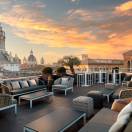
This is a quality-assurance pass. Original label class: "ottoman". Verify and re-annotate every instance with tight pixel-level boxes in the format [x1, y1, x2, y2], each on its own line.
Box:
[73, 96, 94, 118]
[87, 91, 104, 109]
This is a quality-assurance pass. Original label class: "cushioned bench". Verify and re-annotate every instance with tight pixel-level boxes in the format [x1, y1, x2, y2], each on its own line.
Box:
[2, 78, 46, 98]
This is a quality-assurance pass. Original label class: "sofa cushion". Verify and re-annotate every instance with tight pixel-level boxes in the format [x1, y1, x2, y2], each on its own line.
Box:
[20, 80, 29, 88]
[11, 81, 21, 90]
[35, 78, 39, 85]
[61, 77, 69, 85]
[79, 108, 118, 132]
[117, 102, 132, 119]
[11, 85, 46, 95]
[52, 84, 68, 89]
[124, 119, 132, 132]
[111, 98, 132, 112]
[109, 114, 130, 132]
[28, 79, 37, 86]
[73, 96, 93, 105]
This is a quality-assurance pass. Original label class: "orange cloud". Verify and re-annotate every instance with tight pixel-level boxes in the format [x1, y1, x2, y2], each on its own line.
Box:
[0, 5, 95, 48]
[0, 4, 131, 60]
[67, 9, 92, 21]
[115, 1, 132, 16]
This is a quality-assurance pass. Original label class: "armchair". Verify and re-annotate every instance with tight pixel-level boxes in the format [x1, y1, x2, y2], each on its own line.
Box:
[52, 77, 74, 96]
[0, 94, 17, 114]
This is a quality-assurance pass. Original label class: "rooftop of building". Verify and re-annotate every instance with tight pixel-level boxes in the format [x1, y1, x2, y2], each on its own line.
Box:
[82, 58, 124, 65]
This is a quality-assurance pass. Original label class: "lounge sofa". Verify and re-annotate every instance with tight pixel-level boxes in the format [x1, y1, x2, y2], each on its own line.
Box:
[1, 78, 46, 98]
[79, 101, 132, 132]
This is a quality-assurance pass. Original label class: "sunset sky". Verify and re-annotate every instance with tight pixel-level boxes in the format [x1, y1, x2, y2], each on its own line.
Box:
[0, 0, 131, 64]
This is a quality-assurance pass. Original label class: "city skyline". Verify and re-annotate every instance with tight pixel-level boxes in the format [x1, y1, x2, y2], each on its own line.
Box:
[0, 0, 131, 64]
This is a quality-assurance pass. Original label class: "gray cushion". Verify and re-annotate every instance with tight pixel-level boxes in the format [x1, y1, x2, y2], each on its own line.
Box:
[79, 108, 118, 132]
[61, 77, 69, 85]
[20, 80, 29, 88]
[73, 96, 93, 105]
[52, 84, 68, 89]
[11, 81, 21, 90]
[28, 79, 37, 86]
[11, 85, 46, 95]
[109, 114, 130, 132]
[124, 119, 132, 132]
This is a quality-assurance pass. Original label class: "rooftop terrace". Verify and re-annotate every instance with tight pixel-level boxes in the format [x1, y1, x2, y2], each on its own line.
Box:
[0, 84, 117, 132]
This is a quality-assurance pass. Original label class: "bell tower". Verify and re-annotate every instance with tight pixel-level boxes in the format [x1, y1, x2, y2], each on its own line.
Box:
[0, 23, 5, 50]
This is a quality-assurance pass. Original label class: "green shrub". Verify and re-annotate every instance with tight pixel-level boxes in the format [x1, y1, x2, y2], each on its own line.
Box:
[42, 67, 53, 74]
[56, 67, 66, 75]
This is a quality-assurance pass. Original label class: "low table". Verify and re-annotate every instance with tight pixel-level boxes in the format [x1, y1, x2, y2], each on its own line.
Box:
[19, 91, 53, 109]
[100, 89, 114, 103]
[24, 108, 86, 132]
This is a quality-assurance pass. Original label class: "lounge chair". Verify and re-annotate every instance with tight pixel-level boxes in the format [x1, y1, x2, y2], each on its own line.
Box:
[0, 94, 17, 114]
[52, 77, 74, 96]
[119, 89, 132, 99]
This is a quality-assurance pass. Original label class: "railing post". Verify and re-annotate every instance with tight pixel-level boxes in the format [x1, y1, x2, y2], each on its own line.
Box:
[99, 70, 102, 83]
[113, 70, 116, 84]
[85, 72, 87, 86]
[119, 72, 121, 84]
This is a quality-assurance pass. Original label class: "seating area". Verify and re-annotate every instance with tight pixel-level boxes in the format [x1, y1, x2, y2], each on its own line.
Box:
[0, 76, 132, 132]
[1, 78, 46, 98]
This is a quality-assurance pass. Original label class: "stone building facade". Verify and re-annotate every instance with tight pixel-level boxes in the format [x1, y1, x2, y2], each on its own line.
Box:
[80, 54, 124, 72]
[123, 50, 132, 72]
[0, 24, 21, 72]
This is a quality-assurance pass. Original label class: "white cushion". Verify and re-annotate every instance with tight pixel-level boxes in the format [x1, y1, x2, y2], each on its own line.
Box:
[20, 80, 29, 88]
[61, 78, 68, 85]
[28, 79, 37, 86]
[109, 114, 130, 132]
[117, 102, 132, 120]
[11, 81, 21, 89]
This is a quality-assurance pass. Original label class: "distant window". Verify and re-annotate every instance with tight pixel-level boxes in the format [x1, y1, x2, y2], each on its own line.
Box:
[127, 61, 130, 71]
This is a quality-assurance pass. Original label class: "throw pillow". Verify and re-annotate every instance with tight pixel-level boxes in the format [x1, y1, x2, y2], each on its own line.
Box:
[124, 119, 132, 132]
[109, 114, 130, 132]
[28, 79, 37, 86]
[117, 102, 132, 120]
[111, 98, 132, 112]
[20, 80, 29, 88]
[11, 81, 21, 90]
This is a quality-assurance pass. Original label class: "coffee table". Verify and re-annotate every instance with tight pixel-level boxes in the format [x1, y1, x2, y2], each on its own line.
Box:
[100, 89, 114, 103]
[19, 91, 53, 109]
[24, 108, 86, 132]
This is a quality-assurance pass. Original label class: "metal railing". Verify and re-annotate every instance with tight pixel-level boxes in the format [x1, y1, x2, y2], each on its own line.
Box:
[77, 70, 126, 87]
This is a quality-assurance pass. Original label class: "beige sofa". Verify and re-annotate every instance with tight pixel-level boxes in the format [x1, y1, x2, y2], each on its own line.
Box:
[79, 102, 132, 132]
[79, 108, 118, 132]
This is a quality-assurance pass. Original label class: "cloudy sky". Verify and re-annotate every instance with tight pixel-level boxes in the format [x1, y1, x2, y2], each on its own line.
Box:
[0, 0, 131, 64]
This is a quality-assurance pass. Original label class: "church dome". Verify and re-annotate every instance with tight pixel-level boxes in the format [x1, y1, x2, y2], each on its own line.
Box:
[28, 50, 37, 65]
